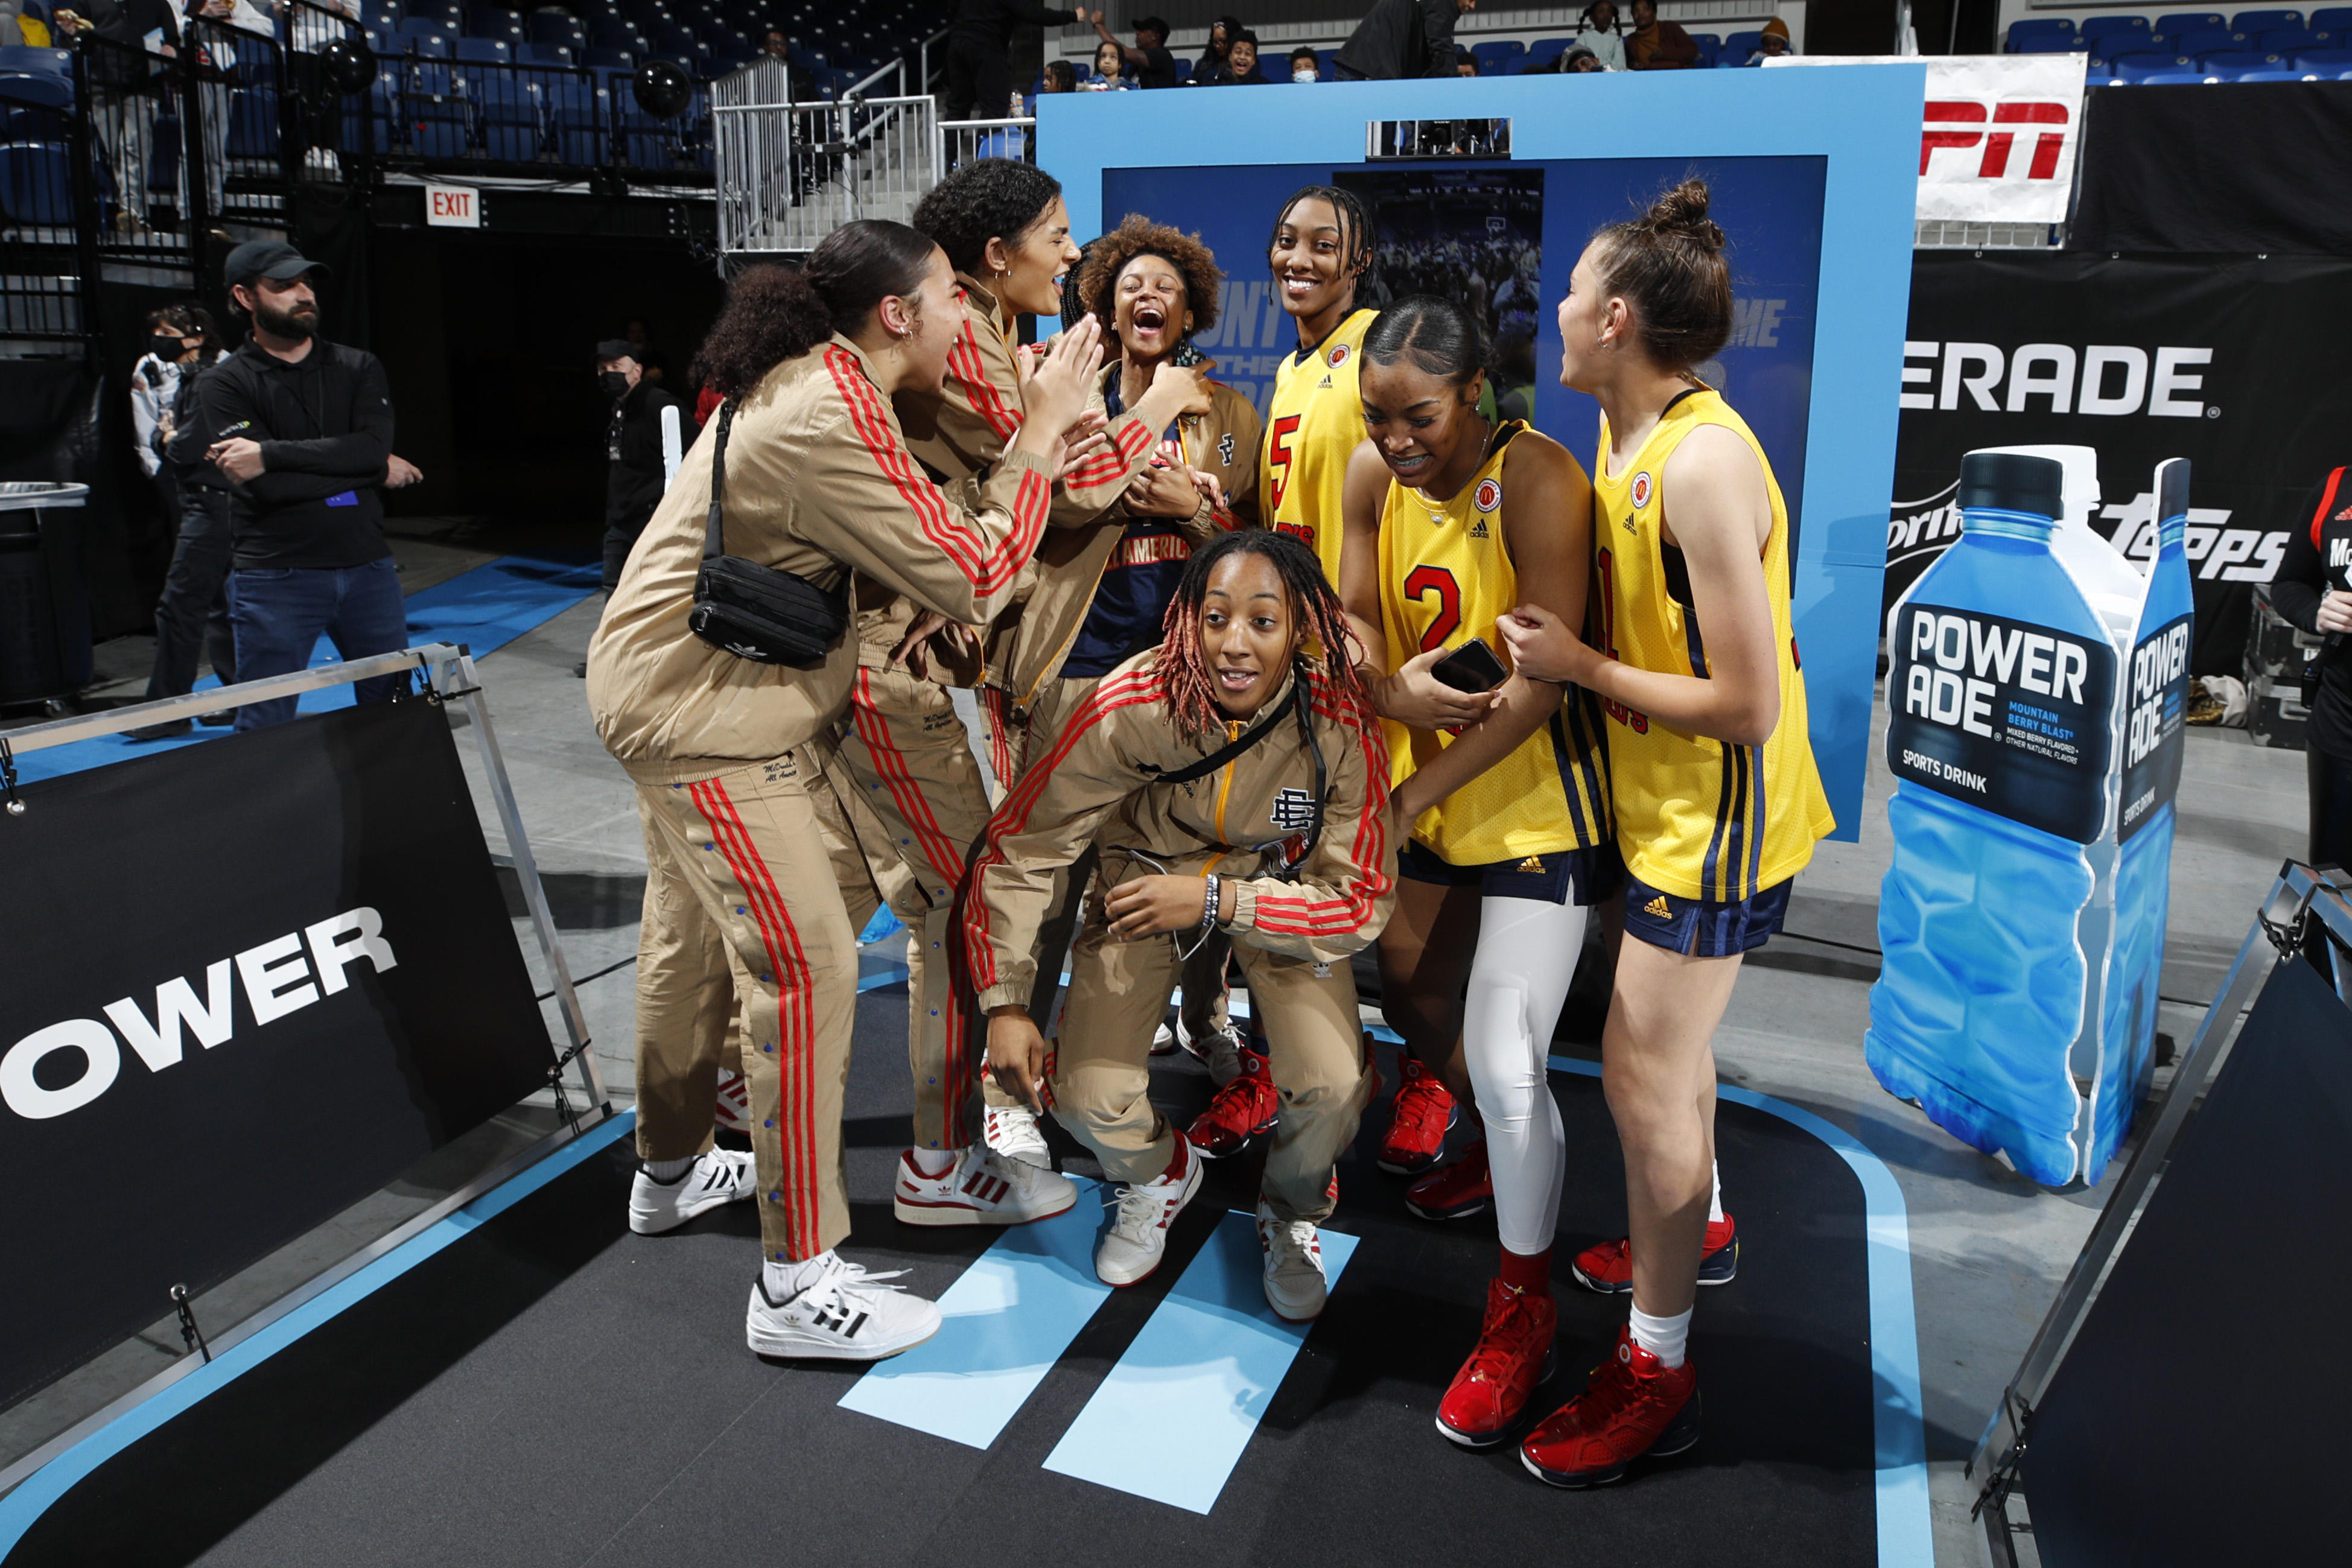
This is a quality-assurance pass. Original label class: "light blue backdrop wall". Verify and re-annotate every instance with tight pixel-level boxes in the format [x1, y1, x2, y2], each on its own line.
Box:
[1037, 68, 1924, 841]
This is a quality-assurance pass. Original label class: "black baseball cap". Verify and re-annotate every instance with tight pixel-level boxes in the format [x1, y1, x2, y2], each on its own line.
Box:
[595, 338, 637, 361]
[224, 238, 326, 287]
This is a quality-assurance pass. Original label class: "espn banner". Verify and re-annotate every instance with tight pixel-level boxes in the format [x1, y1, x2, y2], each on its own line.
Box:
[1889, 252, 2352, 674]
[0, 699, 557, 1409]
[1769, 53, 2083, 225]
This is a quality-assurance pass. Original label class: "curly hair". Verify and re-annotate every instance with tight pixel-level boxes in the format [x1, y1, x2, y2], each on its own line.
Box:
[1154, 529, 1370, 737]
[1076, 214, 1223, 350]
[688, 262, 836, 399]
[911, 158, 1063, 278]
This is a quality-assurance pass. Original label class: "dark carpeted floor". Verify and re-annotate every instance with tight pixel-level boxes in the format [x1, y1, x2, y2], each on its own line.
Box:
[7, 986, 1878, 1568]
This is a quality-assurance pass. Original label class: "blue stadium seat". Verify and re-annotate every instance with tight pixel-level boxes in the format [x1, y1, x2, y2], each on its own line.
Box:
[518, 41, 571, 64]
[1686, 32, 1718, 65]
[2230, 8, 2303, 29]
[528, 8, 586, 49]
[2153, 11, 2227, 42]
[0, 139, 72, 223]
[398, 17, 454, 42]
[0, 71, 72, 110]
[2296, 44, 2352, 63]
[342, 76, 401, 151]
[2082, 14, 2152, 44]
[1723, 28, 1762, 60]
[407, 97, 470, 156]
[361, 0, 402, 27]
[2117, 53, 2198, 79]
[2173, 26, 2243, 51]
[1, 45, 75, 75]
[2015, 33, 2091, 52]
[2236, 65, 2313, 74]
[2256, 24, 2318, 46]
[584, 45, 635, 68]
[477, 76, 542, 157]
[1470, 40, 1524, 74]
[549, 81, 606, 162]
[224, 86, 281, 157]
[2143, 69, 2216, 80]
[1524, 36, 1570, 66]
[2315, 4, 2352, 28]
[2200, 46, 2286, 67]
[454, 36, 510, 62]
[410, 32, 453, 59]
[2006, 17, 2074, 48]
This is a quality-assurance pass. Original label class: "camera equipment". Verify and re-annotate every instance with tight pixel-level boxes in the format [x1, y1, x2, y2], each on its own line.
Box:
[686, 402, 849, 667]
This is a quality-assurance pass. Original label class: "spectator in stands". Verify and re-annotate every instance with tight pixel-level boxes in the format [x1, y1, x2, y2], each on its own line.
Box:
[200, 240, 423, 731]
[1195, 14, 1242, 78]
[1087, 36, 1132, 87]
[944, 0, 1081, 122]
[1744, 15, 1791, 62]
[1083, 9, 1178, 88]
[1289, 43, 1320, 81]
[1454, 46, 1477, 74]
[1624, 0, 1697, 67]
[1041, 57, 1077, 91]
[596, 336, 684, 601]
[758, 25, 818, 99]
[1574, 0, 1625, 68]
[129, 308, 241, 740]
[1196, 26, 1270, 83]
[1563, 43, 1604, 69]
[11, 1, 53, 46]
[1335, 0, 1475, 80]
[65, 0, 179, 53]
[276, 0, 358, 171]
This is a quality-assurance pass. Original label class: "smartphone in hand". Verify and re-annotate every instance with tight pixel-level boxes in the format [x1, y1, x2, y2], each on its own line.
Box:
[1431, 637, 1509, 693]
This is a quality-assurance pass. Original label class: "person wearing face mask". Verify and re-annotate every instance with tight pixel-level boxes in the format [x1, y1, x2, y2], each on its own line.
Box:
[588, 219, 1101, 1363]
[1289, 44, 1321, 81]
[198, 239, 423, 732]
[594, 338, 684, 602]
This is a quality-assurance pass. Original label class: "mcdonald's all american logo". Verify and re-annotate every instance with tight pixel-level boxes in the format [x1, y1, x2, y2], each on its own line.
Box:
[1327, 343, 1352, 368]
[1474, 477, 1502, 513]
[1630, 471, 1653, 509]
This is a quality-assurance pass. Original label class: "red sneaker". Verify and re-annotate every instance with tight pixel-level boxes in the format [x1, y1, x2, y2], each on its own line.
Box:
[1378, 1054, 1457, 1175]
[1520, 1327, 1701, 1487]
[1184, 1049, 1277, 1158]
[1405, 1140, 1491, 1221]
[1435, 1279, 1557, 1447]
[1571, 1216, 1738, 1294]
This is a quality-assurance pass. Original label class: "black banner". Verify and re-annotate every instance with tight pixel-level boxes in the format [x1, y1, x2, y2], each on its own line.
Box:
[0, 699, 556, 1408]
[2072, 81, 2352, 256]
[1890, 252, 2352, 675]
[1886, 600, 2118, 843]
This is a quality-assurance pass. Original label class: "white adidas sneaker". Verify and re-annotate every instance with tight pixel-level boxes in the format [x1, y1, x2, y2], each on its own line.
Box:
[892, 1146, 1077, 1227]
[745, 1252, 942, 1361]
[1256, 1200, 1329, 1322]
[1096, 1151, 1204, 1286]
[713, 1070, 751, 1133]
[1151, 1020, 1179, 1056]
[628, 1149, 755, 1236]
[983, 1103, 1054, 1170]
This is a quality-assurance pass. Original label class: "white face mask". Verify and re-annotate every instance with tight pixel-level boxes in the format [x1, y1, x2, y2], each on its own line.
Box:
[1292, 66, 1318, 82]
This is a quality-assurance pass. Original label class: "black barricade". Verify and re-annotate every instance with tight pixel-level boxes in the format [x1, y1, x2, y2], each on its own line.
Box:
[1890, 250, 2352, 676]
[0, 699, 558, 1409]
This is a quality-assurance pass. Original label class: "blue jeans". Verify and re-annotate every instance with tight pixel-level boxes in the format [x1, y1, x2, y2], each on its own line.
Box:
[228, 558, 410, 731]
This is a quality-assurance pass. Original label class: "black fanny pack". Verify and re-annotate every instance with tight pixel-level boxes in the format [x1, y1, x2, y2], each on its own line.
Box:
[687, 401, 848, 667]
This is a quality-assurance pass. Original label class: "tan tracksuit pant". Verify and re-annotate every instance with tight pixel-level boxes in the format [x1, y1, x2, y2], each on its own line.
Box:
[632, 741, 921, 1262]
[834, 660, 1017, 1151]
[1057, 909, 1371, 1224]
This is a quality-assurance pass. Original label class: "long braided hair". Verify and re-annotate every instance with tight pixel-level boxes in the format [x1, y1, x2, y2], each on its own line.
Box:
[1154, 530, 1370, 737]
[1265, 183, 1376, 305]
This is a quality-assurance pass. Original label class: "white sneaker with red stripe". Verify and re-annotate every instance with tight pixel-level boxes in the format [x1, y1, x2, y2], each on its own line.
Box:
[745, 1252, 941, 1361]
[892, 1146, 1076, 1227]
[628, 1149, 755, 1236]
[713, 1070, 751, 1134]
[1096, 1147, 1204, 1286]
[1256, 1199, 1330, 1321]
[984, 1103, 1054, 1170]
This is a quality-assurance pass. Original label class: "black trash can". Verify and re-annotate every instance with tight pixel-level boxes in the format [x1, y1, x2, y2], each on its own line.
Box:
[0, 481, 94, 708]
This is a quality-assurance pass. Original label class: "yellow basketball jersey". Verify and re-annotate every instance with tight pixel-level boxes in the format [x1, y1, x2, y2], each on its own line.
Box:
[1591, 387, 1833, 902]
[1262, 308, 1378, 586]
[1379, 422, 1612, 866]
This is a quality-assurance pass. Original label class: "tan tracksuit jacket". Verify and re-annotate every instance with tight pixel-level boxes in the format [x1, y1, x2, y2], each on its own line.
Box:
[964, 652, 1398, 1013]
[586, 334, 1052, 781]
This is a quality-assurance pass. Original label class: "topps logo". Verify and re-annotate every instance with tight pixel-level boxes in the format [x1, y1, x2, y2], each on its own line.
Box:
[1889, 486, 2287, 583]
[1899, 341, 2213, 419]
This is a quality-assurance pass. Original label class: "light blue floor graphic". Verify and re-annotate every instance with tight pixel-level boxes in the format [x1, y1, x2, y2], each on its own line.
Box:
[1041, 1209, 1358, 1515]
[19, 551, 600, 784]
[838, 1179, 1115, 1449]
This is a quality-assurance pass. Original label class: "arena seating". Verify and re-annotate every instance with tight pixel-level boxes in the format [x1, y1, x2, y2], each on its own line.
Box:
[2018, 9, 2352, 80]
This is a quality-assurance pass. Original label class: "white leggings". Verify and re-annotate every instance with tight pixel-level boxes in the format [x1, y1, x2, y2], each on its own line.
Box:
[1461, 894, 1586, 1255]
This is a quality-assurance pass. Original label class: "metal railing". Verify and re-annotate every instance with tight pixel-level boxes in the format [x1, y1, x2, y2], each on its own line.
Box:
[0, 69, 94, 345]
[938, 116, 1034, 174]
[715, 95, 935, 256]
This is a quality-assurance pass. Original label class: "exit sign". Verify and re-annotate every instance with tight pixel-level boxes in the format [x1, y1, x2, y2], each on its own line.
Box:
[425, 183, 480, 227]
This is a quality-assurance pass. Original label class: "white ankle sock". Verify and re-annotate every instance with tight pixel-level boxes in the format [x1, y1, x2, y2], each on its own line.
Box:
[763, 1251, 831, 1300]
[1709, 1163, 1724, 1225]
[908, 1146, 957, 1178]
[643, 1154, 695, 1182]
[1629, 1304, 1692, 1370]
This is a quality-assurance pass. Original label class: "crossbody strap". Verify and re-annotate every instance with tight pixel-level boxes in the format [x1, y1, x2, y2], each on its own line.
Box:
[704, 399, 736, 561]
[1155, 666, 1302, 785]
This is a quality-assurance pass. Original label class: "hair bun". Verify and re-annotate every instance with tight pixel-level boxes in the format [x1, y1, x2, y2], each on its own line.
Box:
[1645, 179, 1725, 252]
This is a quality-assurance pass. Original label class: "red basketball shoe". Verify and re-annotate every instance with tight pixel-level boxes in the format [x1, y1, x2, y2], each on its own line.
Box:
[1184, 1048, 1277, 1157]
[1377, 1054, 1457, 1175]
[1571, 1216, 1738, 1294]
[1435, 1279, 1557, 1447]
[1405, 1140, 1492, 1221]
[1519, 1327, 1701, 1487]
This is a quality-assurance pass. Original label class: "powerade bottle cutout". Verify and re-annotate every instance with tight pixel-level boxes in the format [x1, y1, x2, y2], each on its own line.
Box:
[2094, 457, 2193, 1178]
[1867, 451, 2123, 1187]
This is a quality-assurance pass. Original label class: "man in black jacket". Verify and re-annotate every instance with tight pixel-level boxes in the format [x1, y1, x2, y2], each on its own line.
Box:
[1336, 0, 1476, 79]
[597, 336, 682, 597]
[943, 0, 1080, 121]
[201, 239, 422, 731]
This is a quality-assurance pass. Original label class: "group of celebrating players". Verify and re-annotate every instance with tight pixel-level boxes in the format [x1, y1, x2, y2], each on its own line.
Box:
[584, 155, 1832, 1491]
